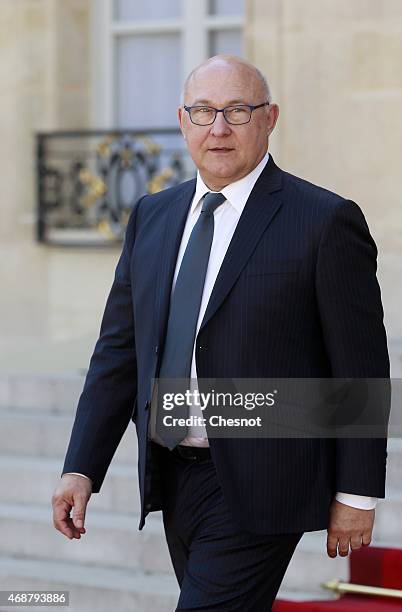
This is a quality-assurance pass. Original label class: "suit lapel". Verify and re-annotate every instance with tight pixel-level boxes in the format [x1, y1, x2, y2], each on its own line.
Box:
[199, 155, 283, 333]
[154, 179, 196, 351]
[154, 156, 283, 350]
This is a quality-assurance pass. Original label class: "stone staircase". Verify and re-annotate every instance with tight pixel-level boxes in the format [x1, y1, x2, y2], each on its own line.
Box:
[0, 374, 401, 611]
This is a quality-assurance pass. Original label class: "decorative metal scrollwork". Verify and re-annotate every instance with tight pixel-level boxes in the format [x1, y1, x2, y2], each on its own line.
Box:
[37, 129, 189, 246]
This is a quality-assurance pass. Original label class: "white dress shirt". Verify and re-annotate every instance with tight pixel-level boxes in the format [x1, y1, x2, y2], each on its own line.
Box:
[177, 151, 270, 447]
[65, 150, 377, 510]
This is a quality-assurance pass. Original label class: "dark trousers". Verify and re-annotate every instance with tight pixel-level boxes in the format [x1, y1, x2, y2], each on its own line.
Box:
[153, 442, 303, 611]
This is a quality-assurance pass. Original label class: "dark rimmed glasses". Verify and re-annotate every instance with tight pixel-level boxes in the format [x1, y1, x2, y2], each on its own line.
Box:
[183, 102, 270, 126]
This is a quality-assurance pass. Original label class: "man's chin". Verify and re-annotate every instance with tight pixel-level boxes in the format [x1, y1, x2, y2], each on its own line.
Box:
[204, 162, 241, 180]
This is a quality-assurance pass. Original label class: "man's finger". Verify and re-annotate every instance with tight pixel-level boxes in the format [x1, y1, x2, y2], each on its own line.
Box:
[54, 510, 85, 540]
[338, 537, 350, 557]
[72, 494, 87, 530]
[59, 517, 77, 539]
[350, 534, 363, 551]
[327, 533, 339, 558]
[53, 500, 75, 539]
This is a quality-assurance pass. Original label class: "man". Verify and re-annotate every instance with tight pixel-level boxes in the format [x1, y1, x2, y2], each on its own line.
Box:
[52, 55, 389, 610]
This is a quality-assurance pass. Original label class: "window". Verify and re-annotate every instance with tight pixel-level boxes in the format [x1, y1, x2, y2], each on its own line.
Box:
[114, 0, 182, 20]
[116, 33, 181, 128]
[92, 0, 244, 128]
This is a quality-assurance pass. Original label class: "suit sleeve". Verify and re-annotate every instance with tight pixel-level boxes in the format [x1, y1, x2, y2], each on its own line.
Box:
[315, 199, 390, 497]
[62, 198, 144, 493]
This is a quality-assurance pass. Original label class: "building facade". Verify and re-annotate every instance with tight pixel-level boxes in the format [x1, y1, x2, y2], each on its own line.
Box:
[1, 0, 401, 374]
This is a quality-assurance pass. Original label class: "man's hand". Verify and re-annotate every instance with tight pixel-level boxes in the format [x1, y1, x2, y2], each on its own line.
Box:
[327, 499, 374, 558]
[52, 474, 92, 540]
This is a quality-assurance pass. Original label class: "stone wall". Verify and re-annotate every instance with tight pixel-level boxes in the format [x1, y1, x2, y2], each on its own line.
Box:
[0, 0, 400, 374]
[246, 0, 402, 369]
[0, 0, 115, 375]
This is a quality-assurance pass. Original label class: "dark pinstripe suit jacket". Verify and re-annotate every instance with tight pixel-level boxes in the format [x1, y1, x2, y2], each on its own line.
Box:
[63, 155, 389, 534]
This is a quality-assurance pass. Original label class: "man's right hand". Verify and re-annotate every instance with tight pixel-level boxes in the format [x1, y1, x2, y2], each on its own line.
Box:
[52, 474, 92, 540]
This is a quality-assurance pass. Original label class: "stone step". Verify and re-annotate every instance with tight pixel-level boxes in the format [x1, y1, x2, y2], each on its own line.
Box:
[386, 438, 402, 488]
[281, 530, 348, 593]
[0, 555, 178, 612]
[0, 554, 335, 612]
[0, 410, 137, 464]
[1, 404, 401, 492]
[0, 502, 171, 575]
[1, 451, 402, 536]
[1, 374, 401, 488]
[2, 404, 401, 484]
[2, 442, 402, 511]
[0, 374, 85, 413]
[0, 409, 137, 463]
[373, 486, 402, 543]
[0, 455, 140, 515]
[0, 498, 401, 595]
[0, 505, 352, 600]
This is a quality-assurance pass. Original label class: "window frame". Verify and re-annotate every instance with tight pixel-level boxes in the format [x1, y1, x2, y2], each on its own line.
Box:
[91, 0, 243, 128]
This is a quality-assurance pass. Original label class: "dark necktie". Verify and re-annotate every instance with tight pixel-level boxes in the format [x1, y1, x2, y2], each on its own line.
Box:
[155, 191, 226, 449]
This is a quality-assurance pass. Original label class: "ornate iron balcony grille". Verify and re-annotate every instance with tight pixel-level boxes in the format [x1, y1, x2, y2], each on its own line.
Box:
[36, 129, 191, 246]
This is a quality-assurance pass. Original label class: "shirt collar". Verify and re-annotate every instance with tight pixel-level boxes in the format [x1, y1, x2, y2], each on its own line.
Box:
[191, 151, 270, 215]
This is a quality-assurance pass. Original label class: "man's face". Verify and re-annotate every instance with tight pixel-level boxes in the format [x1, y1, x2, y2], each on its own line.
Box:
[178, 61, 279, 191]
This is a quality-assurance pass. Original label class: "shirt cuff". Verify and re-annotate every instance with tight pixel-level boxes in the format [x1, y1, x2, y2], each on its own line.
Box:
[335, 492, 377, 510]
[63, 472, 93, 483]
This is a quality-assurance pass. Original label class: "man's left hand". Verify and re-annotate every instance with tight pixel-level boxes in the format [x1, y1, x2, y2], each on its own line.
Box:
[327, 499, 374, 558]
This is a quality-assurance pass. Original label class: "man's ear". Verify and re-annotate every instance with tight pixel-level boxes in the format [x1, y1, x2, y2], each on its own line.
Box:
[267, 104, 280, 137]
[178, 106, 186, 139]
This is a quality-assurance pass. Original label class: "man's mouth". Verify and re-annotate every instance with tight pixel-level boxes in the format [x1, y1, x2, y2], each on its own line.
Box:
[209, 147, 234, 153]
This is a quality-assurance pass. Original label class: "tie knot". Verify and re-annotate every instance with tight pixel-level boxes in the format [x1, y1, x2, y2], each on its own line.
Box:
[201, 192, 226, 217]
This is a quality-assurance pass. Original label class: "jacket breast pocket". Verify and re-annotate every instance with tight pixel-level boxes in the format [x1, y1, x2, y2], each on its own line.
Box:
[244, 258, 301, 276]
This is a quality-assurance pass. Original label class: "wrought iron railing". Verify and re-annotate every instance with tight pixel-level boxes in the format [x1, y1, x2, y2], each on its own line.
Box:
[36, 129, 192, 246]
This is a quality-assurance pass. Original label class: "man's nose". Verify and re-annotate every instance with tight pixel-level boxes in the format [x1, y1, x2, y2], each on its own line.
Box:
[210, 111, 232, 136]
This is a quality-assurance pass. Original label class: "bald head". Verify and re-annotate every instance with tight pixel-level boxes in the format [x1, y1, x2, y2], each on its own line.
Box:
[180, 55, 272, 106]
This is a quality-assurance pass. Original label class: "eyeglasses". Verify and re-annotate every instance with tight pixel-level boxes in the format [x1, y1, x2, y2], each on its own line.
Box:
[183, 102, 270, 126]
